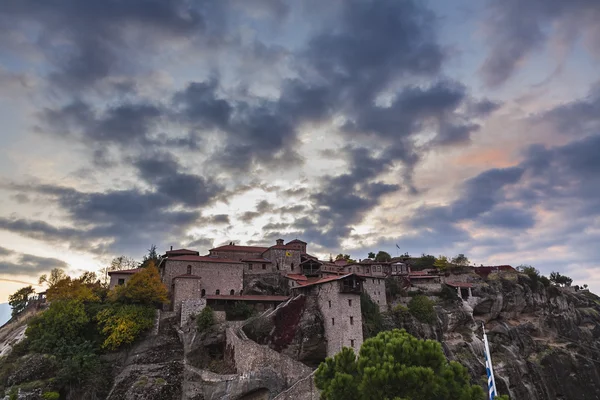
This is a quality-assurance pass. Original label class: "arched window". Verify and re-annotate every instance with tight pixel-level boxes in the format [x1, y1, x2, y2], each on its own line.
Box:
[230, 289, 235, 295]
[216, 289, 220, 295]
[187, 265, 192, 274]
[201, 289, 205, 297]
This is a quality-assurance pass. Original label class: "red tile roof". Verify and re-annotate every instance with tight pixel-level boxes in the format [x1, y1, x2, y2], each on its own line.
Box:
[446, 282, 473, 288]
[166, 248, 199, 255]
[205, 295, 290, 301]
[173, 274, 202, 280]
[209, 245, 269, 253]
[286, 274, 308, 281]
[287, 239, 307, 244]
[168, 255, 244, 264]
[108, 268, 143, 275]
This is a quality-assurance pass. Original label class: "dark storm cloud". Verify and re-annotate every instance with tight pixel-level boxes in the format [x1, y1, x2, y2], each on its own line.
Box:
[134, 153, 224, 207]
[478, 206, 536, 229]
[0, 247, 14, 256]
[0, 0, 207, 89]
[480, 0, 600, 87]
[0, 251, 69, 277]
[207, 214, 230, 224]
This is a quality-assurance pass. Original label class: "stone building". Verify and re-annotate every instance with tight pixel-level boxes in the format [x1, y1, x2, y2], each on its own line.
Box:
[108, 268, 143, 290]
[291, 274, 364, 356]
[361, 276, 387, 307]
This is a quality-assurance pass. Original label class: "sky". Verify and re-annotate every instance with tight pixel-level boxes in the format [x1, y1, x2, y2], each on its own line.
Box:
[1, 0, 600, 302]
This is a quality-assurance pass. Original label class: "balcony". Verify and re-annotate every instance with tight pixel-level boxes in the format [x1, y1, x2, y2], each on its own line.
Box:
[339, 280, 362, 294]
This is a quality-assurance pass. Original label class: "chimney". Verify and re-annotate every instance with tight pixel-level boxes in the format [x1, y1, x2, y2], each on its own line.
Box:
[276, 238, 284, 246]
[170, 246, 173, 251]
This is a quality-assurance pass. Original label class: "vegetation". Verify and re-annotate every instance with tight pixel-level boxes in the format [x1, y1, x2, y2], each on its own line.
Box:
[517, 265, 551, 288]
[315, 329, 486, 400]
[8, 286, 34, 317]
[225, 301, 255, 320]
[385, 277, 406, 298]
[412, 254, 436, 270]
[140, 244, 160, 268]
[4, 251, 166, 399]
[197, 306, 215, 331]
[335, 254, 356, 263]
[451, 253, 470, 266]
[374, 251, 391, 262]
[360, 293, 383, 339]
[367, 252, 375, 259]
[434, 255, 448, 271]
[408, 295, 436, 324]
[109, 262, 168, 305]
[549, 271, 573, 287]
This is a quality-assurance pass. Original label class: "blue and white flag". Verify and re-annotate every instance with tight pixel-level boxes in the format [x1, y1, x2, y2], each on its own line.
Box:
[483, 325, 498, 400]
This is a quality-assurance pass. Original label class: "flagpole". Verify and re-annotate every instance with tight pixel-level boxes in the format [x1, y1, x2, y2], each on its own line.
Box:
[482, 323, 498, 399]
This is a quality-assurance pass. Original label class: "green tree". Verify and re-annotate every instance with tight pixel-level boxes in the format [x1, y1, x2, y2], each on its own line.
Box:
[549, 271, 573, 287]
[110, 262, 168, 305]
[8, 286, 35, 317]
[197, 306, 215, 331]
[408, 295, 436, 324]
[452, 253, 470, 266]
[367, 252, 375, 259]
[412, 254, 436, 270]
[315, 329, 485, 400]
[374, 251, 391, 262]
[434, 255, 448, 271]
[96, 304, 155, 350]
[335, 254, 356, 263]
[39, 268, 67, 287]
[46, 271, 105, 303]
[141, 244, 159, 268]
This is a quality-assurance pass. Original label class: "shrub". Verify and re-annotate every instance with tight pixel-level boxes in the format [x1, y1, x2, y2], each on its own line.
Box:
[109, 263, 168, 305]
[42, 392, 60, 400]
[96, 304, 155, 350]
[408, 295, 436, 324]
[225, 302, 255, 320]
[440, 284, 461, 302]
[197, 306, 215, 331]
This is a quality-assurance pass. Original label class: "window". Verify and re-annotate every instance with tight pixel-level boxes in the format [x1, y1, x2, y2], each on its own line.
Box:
[249, 263, 253, 270]
[201, 289, 205, 297]
[262, 263, 266, 270]
[332, 318, 335, 326]
[351, 340, 355, 347]
[377, 266, 381, 272]
[118, 278, 125, 286]
[328, 300, 331, 308]
[230, 289, 235, 295]
[348, 299, 352, 306]
[291, 262, 294, 271]
[216, 289, 220, 295]
[366, 267, 370, 273]
[372, 279, 375, 284]
[350, 316, 354, 325]
[276, 262, 280, 270]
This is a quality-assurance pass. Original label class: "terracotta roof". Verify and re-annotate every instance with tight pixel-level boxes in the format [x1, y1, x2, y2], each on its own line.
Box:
[293, 273, 364, 288]
[301, 253, 319, 260]
[210, 245, 269, 253]
[287, 239, 307, 244]
[173, 274, 202, 280]
[242, 258, 272, 263]
[205, 295, 290, 301]
[108, 268, 143, 275]
[165, 248, 198, 255]
[286, 274, 308, 281]
[446, 282, 473, 288]
[168, 255, 244, 264]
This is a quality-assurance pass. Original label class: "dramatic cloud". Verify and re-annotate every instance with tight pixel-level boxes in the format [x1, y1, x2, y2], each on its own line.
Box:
[0, 249, 69, 277]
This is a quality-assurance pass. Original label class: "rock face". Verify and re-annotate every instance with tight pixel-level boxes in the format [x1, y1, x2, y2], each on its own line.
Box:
[243, 273, 289, 296]
[242, 295, 327, 367]
[391, 276, 600, 400]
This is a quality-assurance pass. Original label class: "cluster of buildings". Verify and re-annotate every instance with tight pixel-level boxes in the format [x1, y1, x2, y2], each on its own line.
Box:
[108, 239, 516, 356]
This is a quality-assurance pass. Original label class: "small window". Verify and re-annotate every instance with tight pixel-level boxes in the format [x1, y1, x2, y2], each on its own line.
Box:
[372, 279, 375, 284]
[276, 262, 280, 270]
[118, 278, 125, 286]
[249, 263, 253, 270]
[348, 299, 352, 306]
[350, 316, 354, 325]
[201, 289, 206, 297]
[351, 340, 355, 347]
[328, 300, 331, 308]
[291, 262, 294, 271]
[332, 318, 335, 326]
[262, 263, 266, 270]
[216, 289, 220, 295]
[230, 289, 235, 295]
[187, 265, 192, 274]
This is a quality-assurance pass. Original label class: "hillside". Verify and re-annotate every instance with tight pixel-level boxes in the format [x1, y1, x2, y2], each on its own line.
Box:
[0, 304, 10, 327]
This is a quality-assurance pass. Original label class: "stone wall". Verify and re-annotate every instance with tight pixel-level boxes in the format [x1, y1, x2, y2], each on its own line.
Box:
[209, 250, 264, 260]
[174, 277, 202, 313]
[272, 372, 319, 400]
[244, 261, 276, 274]
[363, 277, 387, 308]
[181, 299, 206, 326]
[225, 328, 312, 388]
[108, 273, 133, 290]
[304, 282, 363, 356]
[262, 248, 301, 274]
[410, 282, 443, 292]
[164, 260, 244, 301]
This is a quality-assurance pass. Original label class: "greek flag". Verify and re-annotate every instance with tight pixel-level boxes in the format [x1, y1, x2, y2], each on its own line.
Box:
[483, 324, 498, 400]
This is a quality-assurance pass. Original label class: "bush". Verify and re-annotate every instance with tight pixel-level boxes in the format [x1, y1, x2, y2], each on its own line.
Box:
[197, 306, 215, 331]
[385, 277, 406, 298]
[440, 284, 461, 302]
[225, 302, 255, 320]
[96, 304, 155, 350]
[109, 263, 168, 305]
[42, 391, 60, 400]
[408, 295, 436, 324]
